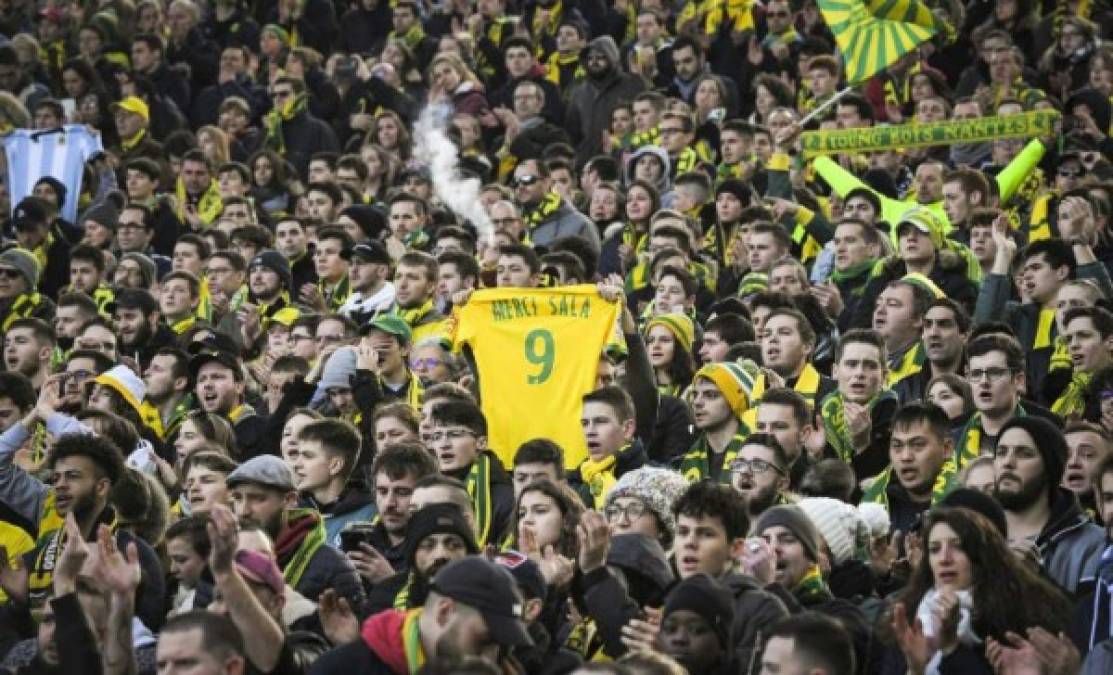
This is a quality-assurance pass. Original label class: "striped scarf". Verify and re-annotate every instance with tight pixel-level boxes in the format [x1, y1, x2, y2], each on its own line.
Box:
[29, 508, 118, 617]
[276, 508, 327, 590]
[679, 432, 748, 484]
[524, 191, 562, 228]
[466, 453, 496, 546]
[793, 564, 829, 603]
[820, 389, 898, 464]
[264, 93, 309, 159]
[861, 457, 959, 508]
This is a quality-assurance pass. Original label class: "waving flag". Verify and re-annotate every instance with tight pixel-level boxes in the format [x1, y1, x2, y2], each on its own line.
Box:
[819, 0, 952, 85]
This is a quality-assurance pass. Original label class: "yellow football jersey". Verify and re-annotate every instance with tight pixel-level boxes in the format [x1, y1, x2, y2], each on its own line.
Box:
[453, 286, 620, 469]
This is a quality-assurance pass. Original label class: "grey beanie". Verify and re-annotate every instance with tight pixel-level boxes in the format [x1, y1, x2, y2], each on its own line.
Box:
[754, 504, 821, 564]
[604, 467, 688, 548]
[0, 248, 40, 289]
[119, 252, 157, 288]
[82, 199, 119, 230]
[319, 345, 358, 391]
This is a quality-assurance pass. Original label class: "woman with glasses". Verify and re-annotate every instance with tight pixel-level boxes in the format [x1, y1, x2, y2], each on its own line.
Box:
[409, 337, 458, 386]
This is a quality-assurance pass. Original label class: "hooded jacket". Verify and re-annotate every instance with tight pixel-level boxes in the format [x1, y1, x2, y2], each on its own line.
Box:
[579, 534, 675, 659]
[624, 145, 673, 196]
[1037, 487, 1106, 595]
[526, 196, 602, 253]
[567, 36, 646, 166]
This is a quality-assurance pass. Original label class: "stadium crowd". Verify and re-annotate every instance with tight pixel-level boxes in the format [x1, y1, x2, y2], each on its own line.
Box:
[2, 0, 1113, 674]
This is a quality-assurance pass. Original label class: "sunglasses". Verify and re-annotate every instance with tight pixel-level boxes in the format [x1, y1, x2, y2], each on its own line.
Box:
[512, 175, 540, 187]
[0, 269, 21, 280]
[1058, 167, 1084, 178]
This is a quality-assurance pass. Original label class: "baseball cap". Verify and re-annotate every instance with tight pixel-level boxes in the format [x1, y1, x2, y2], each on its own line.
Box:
[112, 96, 150, 122]
[226, 455, 296, 491]
[430, 557, 533, 648]
[351, 241, 391, 265]
[235, 549, 284, 594]
[111, 95, 150, 121]
[11, 197, 48, 231]
[362, 313, 413, 343]
[189, 350, 243, 382]
[107, 287, 158, 315]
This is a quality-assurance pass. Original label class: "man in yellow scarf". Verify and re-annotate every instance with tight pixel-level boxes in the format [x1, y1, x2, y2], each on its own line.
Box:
[571, 386, 648, 508]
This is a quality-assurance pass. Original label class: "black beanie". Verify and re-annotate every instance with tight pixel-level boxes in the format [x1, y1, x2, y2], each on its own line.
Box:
[998, 416, 1067, 502]
[938, 488, 1008, 538]
[715, 179, 754, 207]
[403, 503, 479, 562]
[249, 250, 293, 292]
[663, 574, 734, 648]
[754, 504, 820, 563]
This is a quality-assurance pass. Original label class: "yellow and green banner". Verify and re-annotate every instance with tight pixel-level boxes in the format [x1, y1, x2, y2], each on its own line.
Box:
[819, 0, 953, 85]
[801, 111, 1059, 158]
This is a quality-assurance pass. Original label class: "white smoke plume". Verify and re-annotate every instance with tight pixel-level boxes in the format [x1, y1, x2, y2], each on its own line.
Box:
[412, 103, 494, 245]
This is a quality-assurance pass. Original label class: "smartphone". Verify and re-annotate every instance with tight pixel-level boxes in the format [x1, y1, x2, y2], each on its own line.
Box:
[339, 523, 376, 553]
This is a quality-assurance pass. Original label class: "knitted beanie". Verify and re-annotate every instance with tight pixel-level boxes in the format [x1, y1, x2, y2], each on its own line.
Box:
[82, 199, 119, 230]
[318, 346, 358, 391]
[604, 467, 689, 548]
[663, 574, 734, 648]
[0, 248, 40, 289]
[715, 179, 754, 206]
[93, 365, 146, 415]
[694, 361, 756, 417]
[998, 415, 1068, 504]
[857, 502, 891, 540]
[754, 504, 820, 563]
[796, 497, 866, 566]
[249, 250, 293, 292]
[119, 253, 157, 289]
[644, 313, 695, 354]
[737, 271, 768, 297]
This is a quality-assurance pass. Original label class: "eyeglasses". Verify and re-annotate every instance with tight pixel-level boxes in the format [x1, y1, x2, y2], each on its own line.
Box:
[967, 367, 1013, 382]
[410, 357, 444, 370]
[66, 369, 94, 383]
[605, 500, 647, 523]
[0, 269, 21, 279]
[316, 334, 344, 344]
[272, 89, 293, 100]
[659, 127, 685, 135]
[1058, 167, 1084, 178]
[730, 458, 785, 475]
[428, 428, 476, 444]
[511, 175, 540, 187]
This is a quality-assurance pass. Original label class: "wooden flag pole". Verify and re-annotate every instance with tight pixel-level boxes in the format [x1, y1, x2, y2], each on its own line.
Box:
[798, 85, 855, 126]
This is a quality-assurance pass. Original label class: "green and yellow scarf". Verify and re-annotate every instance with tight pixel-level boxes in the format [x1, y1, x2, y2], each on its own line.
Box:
[466, 453, 496, 546]
[957, 404, 1026, 467]
[524, 191, 562, 228]
[279, 508, 327, 590]
[861, 457, 959, 507]
[264, 93, 310, 158]
[2, 293, 45, 332]
[820, 389, 898, 464]
[1052, 371, 1091, 420]
[29, 508, 118, 617]
[679, 432, 749, 484]
[175, 177, 223, 228]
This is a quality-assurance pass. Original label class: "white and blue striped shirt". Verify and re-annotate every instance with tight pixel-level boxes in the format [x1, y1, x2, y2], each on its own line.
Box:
[3, 125, 103, 223]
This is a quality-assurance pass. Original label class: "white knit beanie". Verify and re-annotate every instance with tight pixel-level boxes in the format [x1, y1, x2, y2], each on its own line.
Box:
[857, 502, 891, 540]
[796, 497, 865, 566]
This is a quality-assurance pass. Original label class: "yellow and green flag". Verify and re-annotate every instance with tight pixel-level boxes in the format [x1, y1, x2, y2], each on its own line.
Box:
[819, 0, 952, 84]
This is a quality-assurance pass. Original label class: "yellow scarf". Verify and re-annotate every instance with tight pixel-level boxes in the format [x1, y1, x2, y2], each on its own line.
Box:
[121, 128, 147, 152]
[579, 454, 618, 509]
[175, 177, 223, 227]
